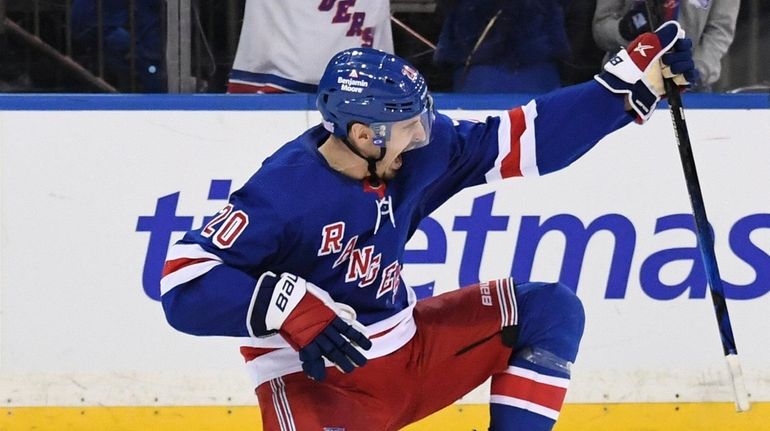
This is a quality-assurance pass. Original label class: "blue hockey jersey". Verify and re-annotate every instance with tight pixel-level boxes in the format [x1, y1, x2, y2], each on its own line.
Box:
[161, 81, 633, 386]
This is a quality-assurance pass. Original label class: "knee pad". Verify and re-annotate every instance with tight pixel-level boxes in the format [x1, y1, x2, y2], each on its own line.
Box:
[515, 282, 586, 364]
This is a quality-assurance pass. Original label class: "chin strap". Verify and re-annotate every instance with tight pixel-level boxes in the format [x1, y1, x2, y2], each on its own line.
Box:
[341, 137, 387, 186]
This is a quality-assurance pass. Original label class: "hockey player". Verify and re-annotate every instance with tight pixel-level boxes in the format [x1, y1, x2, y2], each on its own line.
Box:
[162, 21, 696, 431]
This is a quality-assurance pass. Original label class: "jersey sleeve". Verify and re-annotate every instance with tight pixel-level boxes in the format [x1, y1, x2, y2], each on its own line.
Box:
[485, 80, 634, 180]
[419, 80, 633, 216]
[160, 181, 291, 337]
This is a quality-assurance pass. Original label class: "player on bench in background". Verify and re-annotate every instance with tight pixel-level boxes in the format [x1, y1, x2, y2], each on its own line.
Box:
[161, 21, 696, 431]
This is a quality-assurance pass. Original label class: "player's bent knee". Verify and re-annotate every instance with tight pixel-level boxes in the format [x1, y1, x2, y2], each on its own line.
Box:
[548, 282, 585, 335]
[516, 281, 585, 362]
[491, 282, 584, 430]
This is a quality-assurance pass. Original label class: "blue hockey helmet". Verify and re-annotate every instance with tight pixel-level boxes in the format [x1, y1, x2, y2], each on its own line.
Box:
[317, 47, 434, 150]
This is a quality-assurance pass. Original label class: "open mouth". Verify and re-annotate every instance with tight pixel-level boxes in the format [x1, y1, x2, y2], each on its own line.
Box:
[393, 153, 403, 169]
[377, 152, 404, 180]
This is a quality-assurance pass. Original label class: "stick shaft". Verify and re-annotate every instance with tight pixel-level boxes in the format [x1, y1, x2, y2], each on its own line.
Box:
[643, 0, 749, 411]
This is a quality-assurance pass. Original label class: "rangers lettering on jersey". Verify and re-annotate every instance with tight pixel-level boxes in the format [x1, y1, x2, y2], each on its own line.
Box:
[377, 261, 401, 301]
[319, 221, 401, 293]
[346, 246, 381, 287]
[318, 222, 346, 255]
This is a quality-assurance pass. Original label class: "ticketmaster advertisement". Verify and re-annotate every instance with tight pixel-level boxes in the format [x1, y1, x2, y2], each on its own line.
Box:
[1, 97, 769, 430]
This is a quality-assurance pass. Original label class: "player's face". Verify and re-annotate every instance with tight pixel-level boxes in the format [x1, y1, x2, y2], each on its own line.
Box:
[375, 114, 429, 180]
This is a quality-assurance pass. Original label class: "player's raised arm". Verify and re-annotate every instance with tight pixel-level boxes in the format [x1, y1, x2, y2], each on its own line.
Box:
[415, 22, 695, 220]
[489, 21, 695, 178]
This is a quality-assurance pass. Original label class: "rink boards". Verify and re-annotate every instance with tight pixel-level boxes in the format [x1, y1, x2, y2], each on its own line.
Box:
[1, 93, 769, 430]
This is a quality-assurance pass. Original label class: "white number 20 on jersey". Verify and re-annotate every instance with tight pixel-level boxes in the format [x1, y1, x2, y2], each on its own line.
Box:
[201, 204, 249, 249]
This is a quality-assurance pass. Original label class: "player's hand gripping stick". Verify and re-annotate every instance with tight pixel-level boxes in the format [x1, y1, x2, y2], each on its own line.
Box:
[264, 272, 372, 381]
[595, 21, 697, 123]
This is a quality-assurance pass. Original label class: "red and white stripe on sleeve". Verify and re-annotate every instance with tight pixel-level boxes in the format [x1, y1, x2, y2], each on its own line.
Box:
[490, 365, 570, 421]
[485, 99, 540, 182]
[160, 243, 223, 296]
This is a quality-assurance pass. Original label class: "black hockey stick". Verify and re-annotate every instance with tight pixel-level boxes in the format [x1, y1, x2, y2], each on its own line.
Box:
[644, 0, 750, 412]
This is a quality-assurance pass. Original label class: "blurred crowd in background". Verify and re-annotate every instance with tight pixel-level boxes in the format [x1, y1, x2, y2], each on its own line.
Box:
[0, 0, 766, 94]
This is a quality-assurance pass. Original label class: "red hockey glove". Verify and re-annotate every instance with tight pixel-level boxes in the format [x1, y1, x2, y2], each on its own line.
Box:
[263, 272, 372, 381]
[595, 21, 696, 123]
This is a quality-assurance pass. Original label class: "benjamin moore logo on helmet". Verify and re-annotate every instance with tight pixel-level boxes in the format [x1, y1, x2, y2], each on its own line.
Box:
[337, 71, 369, 93]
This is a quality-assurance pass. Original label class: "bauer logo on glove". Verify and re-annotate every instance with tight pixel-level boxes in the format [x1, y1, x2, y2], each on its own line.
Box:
[257, 271, 373, 381]
[273, 274, 298, 312]
[594, 21, 697, 123]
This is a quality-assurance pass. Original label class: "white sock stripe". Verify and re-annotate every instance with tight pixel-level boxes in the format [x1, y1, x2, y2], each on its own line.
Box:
[507, 278, 518, 325]
[505, 278, 515, 326]
[275, 378, 296, 431]
[507, 366, 570, 388]
[495, 279, 508, 328]
[500, 278, 515, 327]
[269, 380, 288, 431]
[490, 395, 560, 421]
[499, 279, 511, 327]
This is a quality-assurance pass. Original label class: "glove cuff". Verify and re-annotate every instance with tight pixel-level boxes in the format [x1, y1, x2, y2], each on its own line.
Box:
[247, 271, 279, 338]
[265, 273, 310, 331]
[595, 70, 660, 123]
[262, 272, 353, 351]
[247, 271, 318, 340]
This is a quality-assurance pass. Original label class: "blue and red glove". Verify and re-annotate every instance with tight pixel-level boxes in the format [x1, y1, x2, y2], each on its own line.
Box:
[259, 272, 372, 381]
[595, 21, 697, 123]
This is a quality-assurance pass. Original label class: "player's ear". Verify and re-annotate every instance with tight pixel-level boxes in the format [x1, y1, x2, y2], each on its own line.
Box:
[349, 123, 373, 146]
